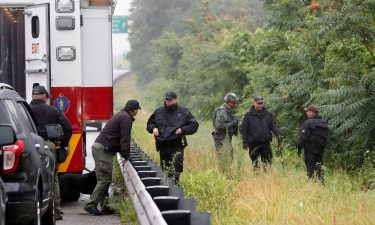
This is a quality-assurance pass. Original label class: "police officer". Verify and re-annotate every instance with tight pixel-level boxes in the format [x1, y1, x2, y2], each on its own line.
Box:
[241, 96, 281, 170]
[212, 93, 239, 158]
[84, 99, 141, 215]
[29, 85, 72, 221]
[147, 91, 199, 184]
[297, 104, 328, 182]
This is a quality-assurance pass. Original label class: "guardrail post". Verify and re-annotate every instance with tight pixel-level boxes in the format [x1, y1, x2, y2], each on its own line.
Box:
[118, 141, 211, 225]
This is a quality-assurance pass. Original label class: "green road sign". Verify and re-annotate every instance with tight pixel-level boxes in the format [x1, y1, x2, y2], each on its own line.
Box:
[112, 16, 128, 33]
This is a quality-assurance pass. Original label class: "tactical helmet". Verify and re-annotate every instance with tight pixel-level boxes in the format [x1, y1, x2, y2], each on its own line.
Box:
[224, 93, 239, 103]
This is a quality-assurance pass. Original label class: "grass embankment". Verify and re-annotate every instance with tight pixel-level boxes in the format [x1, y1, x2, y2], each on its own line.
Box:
[113, 74, 375, 225]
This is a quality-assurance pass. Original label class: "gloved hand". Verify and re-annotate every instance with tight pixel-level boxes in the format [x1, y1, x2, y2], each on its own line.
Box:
[230, 119, 238, 127]
[297, 148, 302, 157]
[242, 143, 248, 151]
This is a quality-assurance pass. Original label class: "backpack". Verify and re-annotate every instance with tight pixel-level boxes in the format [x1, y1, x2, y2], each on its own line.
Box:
[212, 107, 222, 129]
[310, 121, 329, 148]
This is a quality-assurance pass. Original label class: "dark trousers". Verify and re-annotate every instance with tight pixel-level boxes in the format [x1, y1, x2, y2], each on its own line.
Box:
[249, 142, 272, 169]
[304, 149, 324, 182]
[159, 146, 184, 184]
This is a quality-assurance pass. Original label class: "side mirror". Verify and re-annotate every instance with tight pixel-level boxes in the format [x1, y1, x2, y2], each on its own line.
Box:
[0, 125, 16, 146]
[45, 124, 64, 140]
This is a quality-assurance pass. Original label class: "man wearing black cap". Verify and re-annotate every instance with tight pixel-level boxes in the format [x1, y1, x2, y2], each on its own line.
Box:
[147, 91, 199, 184]
[29, 85, 72, 220]
[84, 99, 141, 215]
[241, 96, 281, 171]
[297, 104, 328, 182]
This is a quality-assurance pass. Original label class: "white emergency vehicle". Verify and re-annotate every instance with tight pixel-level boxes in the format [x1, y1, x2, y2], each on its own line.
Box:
[0, 0, 114, 199]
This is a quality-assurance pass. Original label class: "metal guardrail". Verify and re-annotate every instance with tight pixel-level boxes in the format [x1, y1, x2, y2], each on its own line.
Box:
[118, 142, 211, 225]
[118, 155, 168, 225]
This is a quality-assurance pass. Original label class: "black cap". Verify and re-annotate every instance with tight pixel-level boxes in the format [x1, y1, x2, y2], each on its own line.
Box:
[165, 91, 177, 100]
[125, 99, 141, 110]
[254, 96, 264, 103]
[304, 104, 319, 113]
[32, 85, 49, 98]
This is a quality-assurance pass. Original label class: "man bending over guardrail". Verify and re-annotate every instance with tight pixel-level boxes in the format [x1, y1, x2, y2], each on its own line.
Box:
[84, 99, 141, 215]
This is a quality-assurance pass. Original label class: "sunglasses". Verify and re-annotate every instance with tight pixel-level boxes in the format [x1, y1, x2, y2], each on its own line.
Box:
[256, 102, 264, 105]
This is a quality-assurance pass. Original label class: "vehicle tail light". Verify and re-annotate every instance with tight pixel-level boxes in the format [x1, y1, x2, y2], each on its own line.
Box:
[2, 140, 24, 173]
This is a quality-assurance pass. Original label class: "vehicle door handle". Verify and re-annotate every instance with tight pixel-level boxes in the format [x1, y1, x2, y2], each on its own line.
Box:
[23, 11, 32, 16]
[35, 144, 41, 151]
[25, 68, 48, 74]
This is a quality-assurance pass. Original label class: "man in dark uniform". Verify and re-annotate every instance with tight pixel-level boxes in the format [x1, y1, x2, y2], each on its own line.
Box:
[241, 96, 281, 171]
[297, 104, 328, 182]
[29, 85, 72, 221]
[147, 91, 199, 184]
[84, 99, 141, 215]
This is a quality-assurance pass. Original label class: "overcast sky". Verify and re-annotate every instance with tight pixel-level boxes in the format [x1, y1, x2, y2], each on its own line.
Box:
[112, 0, 130, 55]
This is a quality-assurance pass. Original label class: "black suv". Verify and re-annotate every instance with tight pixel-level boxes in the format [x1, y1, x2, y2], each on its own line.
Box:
[0, 124, 16, 225]
[0, 84, 56, 225]
[0, 177, 5, 225]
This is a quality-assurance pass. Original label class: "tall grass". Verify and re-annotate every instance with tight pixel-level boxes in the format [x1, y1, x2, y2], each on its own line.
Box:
[115, 74, 375, 225]
[112, 159, 139, 225]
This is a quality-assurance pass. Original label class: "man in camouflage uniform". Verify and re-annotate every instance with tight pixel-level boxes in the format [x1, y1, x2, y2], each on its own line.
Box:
[212, 93, 239, 159]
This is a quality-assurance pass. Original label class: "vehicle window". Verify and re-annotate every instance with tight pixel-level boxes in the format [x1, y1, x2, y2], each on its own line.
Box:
[32, 16, 40, 38]
[17, 102, 37, 134]
[0, 100, 22, 133]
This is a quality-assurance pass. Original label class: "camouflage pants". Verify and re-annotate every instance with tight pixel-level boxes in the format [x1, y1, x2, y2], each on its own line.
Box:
[86, 142, 114, 208]
[212, 132, 234, 159]
[45, 141, 61, 211]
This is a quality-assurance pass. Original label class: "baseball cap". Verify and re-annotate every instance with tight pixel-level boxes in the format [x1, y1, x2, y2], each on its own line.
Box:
[304, 104, 319, 113]
[254, 96, 264, 103]
[126, 99, 141, 110]
[32, 85, 49, 98]
[165, 91, 177, 100]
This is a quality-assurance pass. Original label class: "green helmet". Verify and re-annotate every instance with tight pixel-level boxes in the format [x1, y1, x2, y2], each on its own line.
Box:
[224, 93, 239, 103]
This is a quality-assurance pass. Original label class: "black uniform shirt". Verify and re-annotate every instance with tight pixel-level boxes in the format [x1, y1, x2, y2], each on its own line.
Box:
[30, 99, 72, 148]
[146, 103, 199, 142]
[241, 106, 281, 145]
[95, 109, 134, 159]
[297, 115, 328, 153]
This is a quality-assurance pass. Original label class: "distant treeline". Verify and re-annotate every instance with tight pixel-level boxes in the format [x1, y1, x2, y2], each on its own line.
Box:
[128, 0, 375, 172]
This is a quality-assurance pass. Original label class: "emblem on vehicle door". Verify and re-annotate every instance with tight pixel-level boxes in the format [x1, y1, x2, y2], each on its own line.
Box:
[55, 93, 70, 114]
[32, 43, 39, 54]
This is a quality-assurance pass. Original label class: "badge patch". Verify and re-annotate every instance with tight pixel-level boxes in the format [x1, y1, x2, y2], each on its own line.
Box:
[55, 93, 70, 114]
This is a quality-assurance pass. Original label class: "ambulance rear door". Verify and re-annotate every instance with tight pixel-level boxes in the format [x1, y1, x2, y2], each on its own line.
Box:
[24, 4, 50, 103]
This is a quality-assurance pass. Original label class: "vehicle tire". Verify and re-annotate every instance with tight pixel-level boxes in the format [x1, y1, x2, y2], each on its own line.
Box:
[61, 188, 80, 202]
[42, 191, 55, 225]
[59, 174, 80, 202]
[29, 189, 41, 225]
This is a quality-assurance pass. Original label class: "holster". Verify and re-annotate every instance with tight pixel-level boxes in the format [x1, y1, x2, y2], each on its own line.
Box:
[156, 138, 185, 151]
[181, 135, 188, 148]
